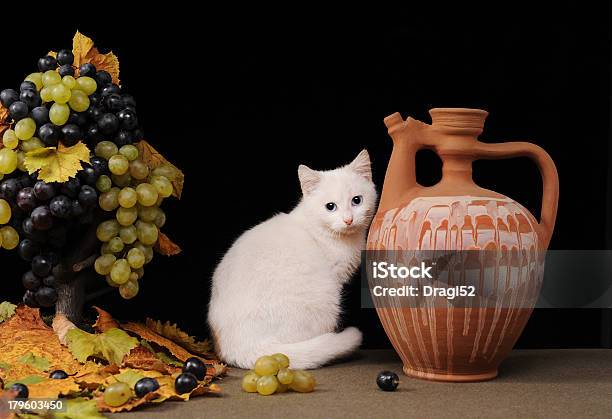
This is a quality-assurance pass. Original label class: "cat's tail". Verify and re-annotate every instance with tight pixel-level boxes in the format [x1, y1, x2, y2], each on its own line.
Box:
[256, 327, 363, 370]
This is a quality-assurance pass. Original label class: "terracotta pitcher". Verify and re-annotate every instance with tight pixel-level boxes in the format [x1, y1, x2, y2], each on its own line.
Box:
[366, 108, 559, 382]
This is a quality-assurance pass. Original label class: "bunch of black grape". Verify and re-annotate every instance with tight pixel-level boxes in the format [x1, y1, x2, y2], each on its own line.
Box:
[0, 157, 108, 307]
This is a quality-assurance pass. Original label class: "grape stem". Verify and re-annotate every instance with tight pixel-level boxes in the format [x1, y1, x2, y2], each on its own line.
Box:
[73, 254, 97, 272]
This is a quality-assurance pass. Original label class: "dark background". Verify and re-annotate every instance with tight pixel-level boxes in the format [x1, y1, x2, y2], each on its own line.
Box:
[1, 5, 611, 348]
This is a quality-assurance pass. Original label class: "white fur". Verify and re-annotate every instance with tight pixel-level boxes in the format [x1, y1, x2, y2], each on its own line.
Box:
[208, 150, 377, 369]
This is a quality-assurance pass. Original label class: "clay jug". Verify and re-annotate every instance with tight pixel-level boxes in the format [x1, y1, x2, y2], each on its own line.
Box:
[366, 108, 559, 382]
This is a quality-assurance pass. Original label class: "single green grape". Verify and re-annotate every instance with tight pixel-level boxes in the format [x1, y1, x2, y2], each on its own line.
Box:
[0, 226, 19, 250]
[25, 72, 43, 90]
[151, 165, 178, 181]
[111, 173, 132, 188]
[42, 70, 61, 87]
[49, 103, 70, 126]
[62, 75, 77, 89]
[129, 160, 149, 180]
[75, 76, 97, 95]
[272, 353, 290, 369]
[15, 118, 36, 141]
[150, 175, 173, 198]
[241, 372, 259, 393]
[106, 275, 120, 287]
[254, 356, 280, 376]
[135, 221, 158, 246]
[94, 254, 117, 275]
[119, 225, 138, 244]
[116, 206, 138, 226]
[127, 247, 145, 269]
[96, 175, 112, 193]
[109, 154, 129, 175]
[2, 129, 19, 150]
[153, 209, 166, 228]
[108, 236, 125, 253]
[110, 259, 131, 285]
[137, 205, 160, 222]
[129, 272, 138, 282]
[289, 370, 316, 393]
[134, 241, 154, 264]
[96, 219, 120, 242]
[119, 145, 139, 161]
[20, 137, 44, 152]
[95, 141, 118, 160]
[40, 86, 53, 102]
[68, 89, 90, 113]
[118, 187, 138, 208]
[277, 368, 294, 385]
[256, 375, 279, 396]
[136, 183, 158, 207]
[100, 242, 114, 255]
[119, 279, 139, 299]
[134, 267, 145, 279]
[51, 83, 72, 104]
[276, 382, 289, 393]
[16, 151, 26, 172]
[103, 382, 132, 407]
[99, 188, 120, 212]
[0, 149, 18, 175]
[0, 199, 11, 224]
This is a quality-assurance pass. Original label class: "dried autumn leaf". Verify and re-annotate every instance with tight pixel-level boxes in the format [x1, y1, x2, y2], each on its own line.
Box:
[74, 363, 120, 391]
[0, 104, 9, 140]
[122, 345, 181, 375]
[106, 368, 145, 388]
[135, 140, 184, 199]
[54, 397, 105, 419]
[145, 318, 211, 356]
[52, 314, 77, 345]
[18, 353, 51, 372]
[24, 142, 91, 183]
[121, 322, 193, 362]
[65, 328, 139, 365]
[152, 374, 217, 402]
[96, 391, 157, 413]
[154, 232, 182, 256]
[92, 306, 120, 332]
[0, 302, 16, 323]
[26, 376, 81, 398]
[4, 375, 45, 388]
[140, 340, 183, 367]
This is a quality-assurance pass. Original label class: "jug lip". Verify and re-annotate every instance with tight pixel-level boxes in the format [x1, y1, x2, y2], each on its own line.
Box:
[429, 108, 489, 133]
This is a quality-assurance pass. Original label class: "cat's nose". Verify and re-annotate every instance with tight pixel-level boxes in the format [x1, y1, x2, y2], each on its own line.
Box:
[343, 216, 353, 225]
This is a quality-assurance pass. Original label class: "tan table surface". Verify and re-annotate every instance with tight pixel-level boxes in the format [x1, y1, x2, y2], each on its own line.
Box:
[111, 349, 612, 418]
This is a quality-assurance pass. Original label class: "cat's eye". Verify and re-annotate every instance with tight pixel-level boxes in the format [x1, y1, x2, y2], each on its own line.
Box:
[325, 202, 337, 212]
[352, 195, 363, 206]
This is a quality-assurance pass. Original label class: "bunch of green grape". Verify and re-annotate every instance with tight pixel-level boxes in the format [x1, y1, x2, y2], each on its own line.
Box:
[0, 198, 19, 250]
[242, 353, 316, 395]
[93, 140, 176, 299]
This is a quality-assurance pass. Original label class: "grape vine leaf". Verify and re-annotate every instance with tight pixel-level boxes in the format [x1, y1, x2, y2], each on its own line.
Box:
[122, 344, 181, 375]
[18, 352, 51, 372]
[24, 142, 91, 183]
[4, 375, 45, 388]
[135, 140, 184, 199]
[107, 368, 145, 388]
[121, 322, 194, 362]
[0, 301, 16, 323]
[54, 397, 105, 419]
[96, 391, 158, 413]
[145, 318, 211, 356]
[155, 232, 182, 256]
[0, 104, 9, 140]
[65, 328, 139, 365]
[92, 306, 120, 333]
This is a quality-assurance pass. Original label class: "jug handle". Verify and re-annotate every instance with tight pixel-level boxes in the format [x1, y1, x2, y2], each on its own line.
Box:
[472, 141, 559, 248]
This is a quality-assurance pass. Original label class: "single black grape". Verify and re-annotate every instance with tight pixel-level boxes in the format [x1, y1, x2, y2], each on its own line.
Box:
[16, 187, 37, 212]
[86, 124, 102, 142]
[175, 373, 198, 394]
[32, 255, 52, 277]
[35, 286, 58, 307]
[59, 64, 75, 77]
[42, 275, 56, 287]
[18, 174, 34, 188]
[87, 105, 104, 121]
[31, 106, 50, 126]
[49, 369, 69, 379]
[134, 377, 160, 398]
[104, 94, 124, 112]
[376, 371, 399, 392]
[61, 124, 82, 147]
[22, 271, 41, 290]
[78, 185, 97, 207]
[9, 101, 29, 120]
[39, 123, 60, 147]
[34, 181, 56, 201]
[20, 81, 37, 92]
[38, 55, 57, 72]
[182, 357, 206, 381]
[114, 130, 133, 147]
[98, 113, 119, 134]
[60, 177, 81, 199]
[0, 178, 20, 199]
[122, 94, 136, 108]
[101, 84, 120, 97]
[68, 112, 88, 127]
[49, 195, 72, 218]
[23, 290, 37, 307]
[18, 239, 39, 261]
[57, 49, 74, 66]
[79, 63, 97, 77]
[19, 89, 41, 108]
[118, 109, 138, 130]
[10, 383, 29, 399]
[71, 200, 84, 218]
[79, 166, 97, 186]
[22, 218, 35, 235]
[90, 156, 108, 176]
[31, 206, 53, 230]
[0, 88, 19, 107]
[95, 71, 112, 87]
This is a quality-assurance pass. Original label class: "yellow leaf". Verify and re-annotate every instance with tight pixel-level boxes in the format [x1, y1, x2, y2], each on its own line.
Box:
[72, 31, 120, 84]
[135, 140, 184, 199]
[145, 318, 211, 356]
[24, 142, 91, 183]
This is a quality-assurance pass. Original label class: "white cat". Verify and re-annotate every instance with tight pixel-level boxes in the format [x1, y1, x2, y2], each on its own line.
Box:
[208, 150, 377, 369]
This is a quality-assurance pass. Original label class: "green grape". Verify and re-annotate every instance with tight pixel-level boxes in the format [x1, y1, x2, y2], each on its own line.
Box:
[119, 145, 139, 161]
[108, 236, 125, 253]
[136, 183, 158, 207]
[96, 175, 112, 193]
[119, 225, 138, 244]
[289, 370, 316, 393]
[110, 259, 131, 285]
[111, 173, 131, 188]
[134, 241, 154, 264]
[256, 375, 279, 396]
[254, 356, 280, 376]
[119, 279, 139, 299]
[40, 86, 53, 102]
[0, 149, 18, 174]
[272, 353, 290, 369]
[118, 187, 137, 208]
[15, 118, 36, 141]
[2, 129, 19, 150]
[75, 76, 97, 95]
[106, 275, 120, 287]
[151, 165, 178, 181]
[96, 219, 120, 242]
[129, 160, 149, 180]
[127, 247, 145, 269]
[276, 382, 289, 393]
[100, 242, 114, 255]
[51, 83, 72, 104]
[0, 226, 19, 250]
[136, 221, 158, 246]
[68, 89, 90, 113]
[94, 254, 117, 275]
[62, 75, 77, 89]
[42, 70, 61, 87]
[20, 137, 44, 152]
[241, 372, 259, 393]
[116, 206, 138, 226]
[49, 103, 70, 126]
[103, 382, 131, 407]
[134, 267, 145, 279]
[153, 209, 166, 228]
[95, 141, 118, 160]
[137, 205, 159, 222]
[150, 175, 173, 198]
[16, 151, 26, 172]
[109, 154, 129, 175]
[0, 199, 11, 224]
[25, 72, 43, 90]
[99, 188, 120, 212]
[277, 368, 294, 385]
[155, 196, 164, 206]
[129, 272, 138, 282]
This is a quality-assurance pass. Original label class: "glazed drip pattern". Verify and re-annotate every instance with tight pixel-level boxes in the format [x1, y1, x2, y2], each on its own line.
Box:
[367, 196, 545, 379]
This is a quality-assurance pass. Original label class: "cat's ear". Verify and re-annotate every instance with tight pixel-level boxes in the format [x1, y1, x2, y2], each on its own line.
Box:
[298, 165, 321, 195]
[349, 149, 372, 181]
